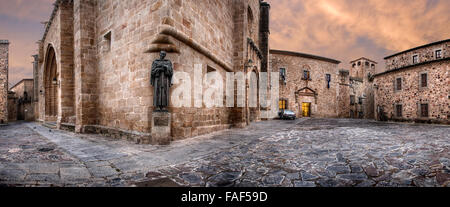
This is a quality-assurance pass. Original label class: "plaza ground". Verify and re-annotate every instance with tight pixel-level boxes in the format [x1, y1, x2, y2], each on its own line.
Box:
[0, 118, 449, 187]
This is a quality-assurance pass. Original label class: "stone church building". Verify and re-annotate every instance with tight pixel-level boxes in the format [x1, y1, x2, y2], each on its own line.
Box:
[36, 0, 271, 143]
[36, 0, 446, 144]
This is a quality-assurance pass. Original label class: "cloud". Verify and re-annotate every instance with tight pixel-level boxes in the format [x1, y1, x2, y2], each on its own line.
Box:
[0, 0, 54, 22]
[266, 0, 450, 72]
[0, 0, 54, 86]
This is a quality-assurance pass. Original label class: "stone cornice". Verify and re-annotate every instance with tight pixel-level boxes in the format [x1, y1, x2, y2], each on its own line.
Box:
[384, 39, 450, 60]
[157, 25, 233, 72]
[374, 57, 450, 77]
[270, 49, 341, 64]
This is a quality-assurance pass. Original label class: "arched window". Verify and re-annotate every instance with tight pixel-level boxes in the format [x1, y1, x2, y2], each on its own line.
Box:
[248, 6, 254, 35]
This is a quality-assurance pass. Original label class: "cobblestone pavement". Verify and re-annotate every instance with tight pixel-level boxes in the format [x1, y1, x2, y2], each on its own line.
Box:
[0, 119, 449, 187]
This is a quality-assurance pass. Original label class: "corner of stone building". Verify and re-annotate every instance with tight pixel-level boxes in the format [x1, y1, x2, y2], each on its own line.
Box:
[0, 40, 10, 124]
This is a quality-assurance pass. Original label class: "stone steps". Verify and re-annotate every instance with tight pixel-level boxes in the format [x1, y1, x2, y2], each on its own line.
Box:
[42, 122, 57, 129]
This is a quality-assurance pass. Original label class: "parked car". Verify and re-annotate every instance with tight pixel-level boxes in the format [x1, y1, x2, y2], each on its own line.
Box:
[279, 110, 296, 120]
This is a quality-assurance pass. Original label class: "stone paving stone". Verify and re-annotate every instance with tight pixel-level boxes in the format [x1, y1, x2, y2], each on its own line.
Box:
[24, 163, 59, 174]
[179, 173, 204, 186]
[286, 172, 300, 180]
[326, 165, 351, 175]
[60, 167, 92, 182]
[293, 181, 316, 187]
[336, 173, 368, 181]
[88, 166, 119, 178]
[301, 172, 319, 181]
[0, 169, 27, 181]
[0, 119, 448, 187]
[261, 175, 285, 186]
[206, 171, 242, 187]
[25, 174, 60, 183]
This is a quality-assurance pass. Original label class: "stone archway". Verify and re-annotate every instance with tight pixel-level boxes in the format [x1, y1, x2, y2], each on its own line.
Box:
[44, 46, 58, 122]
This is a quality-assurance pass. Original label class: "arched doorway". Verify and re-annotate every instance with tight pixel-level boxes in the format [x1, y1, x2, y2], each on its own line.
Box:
[248, 68, 259, 123]
[44, 46, 58, 121]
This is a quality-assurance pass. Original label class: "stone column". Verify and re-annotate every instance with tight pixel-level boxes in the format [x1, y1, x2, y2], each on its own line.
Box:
[231, 0, 247, 127]
[73, 0, 98, 132]
[32, 54, 39, 121]
[58, 1, 75, 126]
[0, 40, 9, 124]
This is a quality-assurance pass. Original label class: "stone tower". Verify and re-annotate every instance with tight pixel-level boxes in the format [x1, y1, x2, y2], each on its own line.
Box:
[350, 57, 377, 81]
[349, 57, 377, 119]
[0, 40, 9, 124]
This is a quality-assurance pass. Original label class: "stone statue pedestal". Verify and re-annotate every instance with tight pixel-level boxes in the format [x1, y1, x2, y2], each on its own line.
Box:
[151, 111, 171, 145]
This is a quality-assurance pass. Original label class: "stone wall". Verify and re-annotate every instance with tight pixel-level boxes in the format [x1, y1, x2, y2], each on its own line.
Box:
[375, 40, 450, 124]
[9, 80, 35, 121]
[374, 59, 449, 124]
[348, 58, 377, 119]
[37, 0, 267, 142]
[0, 40, 9, 124]
[385, 40, 449, 71]
[38, 0, 75, 126]
[270, 50, 342, 118]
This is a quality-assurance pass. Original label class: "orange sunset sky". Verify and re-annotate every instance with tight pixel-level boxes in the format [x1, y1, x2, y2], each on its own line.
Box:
[1, 0, 449, 87]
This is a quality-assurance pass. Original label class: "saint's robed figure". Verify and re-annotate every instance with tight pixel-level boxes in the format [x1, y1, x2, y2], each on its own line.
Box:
[151, 51, 173, 111]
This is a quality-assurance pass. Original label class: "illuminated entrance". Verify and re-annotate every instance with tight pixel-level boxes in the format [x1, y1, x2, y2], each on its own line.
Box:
[302, 102, 311, 117]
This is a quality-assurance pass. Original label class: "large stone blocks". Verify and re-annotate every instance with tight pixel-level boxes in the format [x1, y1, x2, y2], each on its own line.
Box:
[0, 40, 9, 124]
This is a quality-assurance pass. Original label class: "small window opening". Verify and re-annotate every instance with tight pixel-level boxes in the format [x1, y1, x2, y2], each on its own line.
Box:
[104, 31, 112, 52]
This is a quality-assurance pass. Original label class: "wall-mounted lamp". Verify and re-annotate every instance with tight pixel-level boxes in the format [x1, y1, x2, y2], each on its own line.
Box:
[244, 59, 254, 69]
[52, 78, 58, 85]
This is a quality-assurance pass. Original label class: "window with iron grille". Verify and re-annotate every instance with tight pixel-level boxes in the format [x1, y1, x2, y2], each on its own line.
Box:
[420, 104, 429, 117]
[303, 70, 310, 80]
[350, 95, 355, 105]
[280, 68, 286, 84]
[435, 50, 442, 59]
[396, 78, 402, 91]
[326, 74, 331, 89]
[396, 104, 402, 117]
[420, 73, 428, 88]
[413, 55, 419, 64]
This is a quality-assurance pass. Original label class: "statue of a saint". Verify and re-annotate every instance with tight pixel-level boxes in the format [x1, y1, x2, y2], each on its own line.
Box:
[151, 51, 173, 111]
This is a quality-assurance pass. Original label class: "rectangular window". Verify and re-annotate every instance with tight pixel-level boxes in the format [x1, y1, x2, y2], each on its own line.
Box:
[358, 97, 363, 105]
[396, 104, 403, 117]
[435, 50, 442, 59]
[420, 104, 429, 117]
[396, 78, 402, 91]
[303, 70, 310, 80]
[103, 31, 112, 52]
[420, 73, 428, 88]
[279, 99, 287, 110]
[326, 74, 331, 89]
[280, 68, 286, 84]
[413, 55, 419, 64]
[350, 95, 355, 105]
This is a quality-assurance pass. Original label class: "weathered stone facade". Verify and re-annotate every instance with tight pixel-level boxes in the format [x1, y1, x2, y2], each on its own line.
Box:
[374, 39, 450, 124]
[37, 0, 271, 143]
[348, 57, 377, 119]
[270, 50, 343, 118]
[0, 40, 9, 124]
[8, 79, 35, 122]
